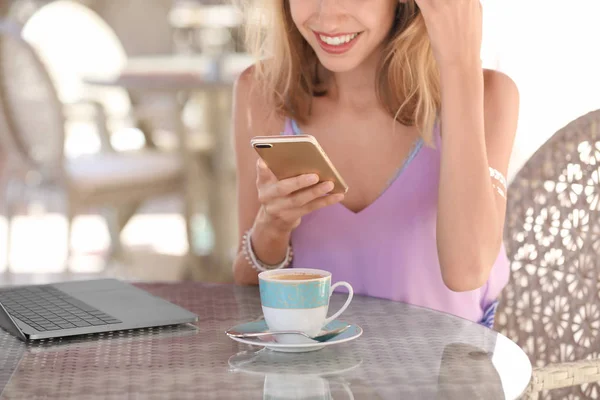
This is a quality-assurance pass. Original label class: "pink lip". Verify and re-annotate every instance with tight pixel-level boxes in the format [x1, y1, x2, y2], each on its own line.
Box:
[312, 31, 362, 55]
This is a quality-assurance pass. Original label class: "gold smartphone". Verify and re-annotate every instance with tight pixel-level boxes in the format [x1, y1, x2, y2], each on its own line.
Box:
[251, 134, 349, 194]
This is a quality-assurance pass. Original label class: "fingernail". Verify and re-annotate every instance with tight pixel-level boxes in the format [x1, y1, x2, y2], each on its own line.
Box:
[258, 159, 266, 168]
[323, 181, 334, 191]
[306, 174, 319, 184]
[333, 193, 344, 201]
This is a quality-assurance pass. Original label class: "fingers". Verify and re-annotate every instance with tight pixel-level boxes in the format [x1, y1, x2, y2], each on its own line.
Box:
[255, 158, 277, 185]
[414, 0, 481, 12]
[301, 192, 345, 214]
[274, 192, 345, 224]
[264, 181, 334, 214]
[254, 157, 345, 228]
[291, 181, 335, 208]
[258, 171, 320, 203]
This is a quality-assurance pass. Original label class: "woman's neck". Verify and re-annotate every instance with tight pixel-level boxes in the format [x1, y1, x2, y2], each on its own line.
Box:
[326, 51, 382, 109]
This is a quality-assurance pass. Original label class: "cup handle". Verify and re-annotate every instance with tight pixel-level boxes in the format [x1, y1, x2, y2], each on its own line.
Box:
[323, 281, 354, 327]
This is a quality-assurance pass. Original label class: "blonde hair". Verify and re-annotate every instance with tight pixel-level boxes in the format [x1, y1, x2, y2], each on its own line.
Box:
[239, 0, 441, 145]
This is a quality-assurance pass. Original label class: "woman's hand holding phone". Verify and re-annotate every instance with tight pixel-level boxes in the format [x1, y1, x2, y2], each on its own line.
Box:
[255, 158, 345, 233]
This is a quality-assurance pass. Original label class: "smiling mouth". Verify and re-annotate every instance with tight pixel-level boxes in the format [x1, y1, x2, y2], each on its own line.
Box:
[313, 31, 363, 54]
[318, 32, 360, 46]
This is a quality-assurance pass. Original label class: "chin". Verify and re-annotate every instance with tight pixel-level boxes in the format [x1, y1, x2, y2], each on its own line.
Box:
[316, 56, 365, 73]
[306, 39, 377, 75]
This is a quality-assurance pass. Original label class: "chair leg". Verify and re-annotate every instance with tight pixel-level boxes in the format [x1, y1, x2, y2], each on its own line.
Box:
[65, 202, 74, 270]
[135, 118, 157, 149]
[5, 198, 13, 272]
[116, 202, 139, 233]
[521, 379, 539, 400]
[103, 207, 124, 265]
[102, 203, 141, 269]
[183, 182, 196, 257]
[3, 178, 17, 272]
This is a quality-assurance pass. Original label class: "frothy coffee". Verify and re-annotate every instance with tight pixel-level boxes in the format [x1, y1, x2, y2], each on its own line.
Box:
[272, 273, 324, 281]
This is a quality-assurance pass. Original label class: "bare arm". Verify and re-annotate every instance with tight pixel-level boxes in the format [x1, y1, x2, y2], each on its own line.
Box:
[436, 67, 519, 292]
[231, 67, 344, 285]
[231, 67, 290, 285]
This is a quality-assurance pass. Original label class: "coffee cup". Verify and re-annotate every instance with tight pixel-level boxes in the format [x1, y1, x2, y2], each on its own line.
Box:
[258, 268, 353, 343]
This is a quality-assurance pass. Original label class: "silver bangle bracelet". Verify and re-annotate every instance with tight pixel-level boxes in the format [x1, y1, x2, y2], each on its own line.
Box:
[489, 167, 507, 191]
[492, 182, 506, 199]
[241, 229, 293, 273]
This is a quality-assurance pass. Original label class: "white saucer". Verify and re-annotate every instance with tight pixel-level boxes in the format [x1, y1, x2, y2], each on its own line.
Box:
[226, 319, 363, 353]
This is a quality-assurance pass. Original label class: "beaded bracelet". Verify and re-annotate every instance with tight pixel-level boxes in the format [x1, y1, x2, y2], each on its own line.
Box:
[492, 183, 506, 199]
[241, 229, 293, 272]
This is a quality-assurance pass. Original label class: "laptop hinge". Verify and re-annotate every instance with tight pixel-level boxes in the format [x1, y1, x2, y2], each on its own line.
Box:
[0, 301, 27, 341]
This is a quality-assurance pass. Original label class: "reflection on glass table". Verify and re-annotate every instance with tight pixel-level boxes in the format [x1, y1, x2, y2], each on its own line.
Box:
[229, 347, 362, 400]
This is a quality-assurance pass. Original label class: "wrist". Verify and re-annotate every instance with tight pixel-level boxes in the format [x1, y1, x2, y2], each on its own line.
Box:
[438, 60, 483, 82]
[248, 216, 293, 267]
[256, 207, 295, 238]
[252, 218, 292, 246]
[242, 226, 293, 272]
[439, 62, 484, 107]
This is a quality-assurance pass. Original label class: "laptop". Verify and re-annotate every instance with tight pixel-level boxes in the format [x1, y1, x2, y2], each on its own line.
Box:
[0, 279, 198, 341]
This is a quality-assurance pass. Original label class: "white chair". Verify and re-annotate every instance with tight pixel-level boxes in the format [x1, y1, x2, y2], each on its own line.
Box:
[20, 0, 161, 153]
[0, 20, 195, 268]
[20, 0, 217, 169]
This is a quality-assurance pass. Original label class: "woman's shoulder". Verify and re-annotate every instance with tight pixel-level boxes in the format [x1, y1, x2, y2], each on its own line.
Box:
[482, 69, 519, 99]
[233, 63, 259, 97]
[233, 62, 285, 138]
[233, 63, 263, 110]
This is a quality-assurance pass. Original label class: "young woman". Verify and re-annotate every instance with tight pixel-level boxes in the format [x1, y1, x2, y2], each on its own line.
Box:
[231, 0, 519, 328]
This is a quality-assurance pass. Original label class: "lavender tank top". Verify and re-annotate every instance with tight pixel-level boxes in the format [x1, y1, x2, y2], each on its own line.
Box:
[283, 118, 509, 323]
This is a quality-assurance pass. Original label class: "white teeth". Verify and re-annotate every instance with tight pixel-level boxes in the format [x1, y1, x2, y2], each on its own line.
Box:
[319, 33, 358, 46]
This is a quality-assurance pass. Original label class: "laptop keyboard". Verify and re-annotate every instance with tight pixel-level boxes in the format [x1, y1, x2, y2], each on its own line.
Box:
[0, 285, 121, 332]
